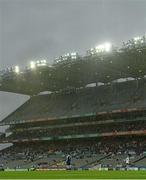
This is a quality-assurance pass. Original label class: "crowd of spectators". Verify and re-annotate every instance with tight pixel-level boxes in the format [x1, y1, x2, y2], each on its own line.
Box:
[0, 137, 146, 169]
[7, 120, 146, 140]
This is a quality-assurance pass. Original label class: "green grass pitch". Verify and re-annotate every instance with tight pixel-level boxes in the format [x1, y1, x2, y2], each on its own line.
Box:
[0, 170, 146, 179]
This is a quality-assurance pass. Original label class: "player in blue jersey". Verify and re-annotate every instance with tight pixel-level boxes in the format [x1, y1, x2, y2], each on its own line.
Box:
[66, 155, 72, 170]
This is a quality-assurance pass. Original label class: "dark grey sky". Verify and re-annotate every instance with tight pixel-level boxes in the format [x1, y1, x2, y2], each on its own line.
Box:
[0, 0, 146, 69]
[0, 0, 146, 131]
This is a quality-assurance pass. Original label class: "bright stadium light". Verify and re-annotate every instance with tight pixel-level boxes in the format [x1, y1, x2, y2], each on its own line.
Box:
[30, 61, 36, 69]
[133, 36, 141, 44]
[95, 44, 104, 52]
[95, 43, 111, 53]
[90, 48, 95, 55]
[14, 66, 20, 74]
[134, 36, 141, 41]
[98, 44, 104, 50]
[64, 53, 70, 57]
[71, 52, 77, 56]
[62, 53, 70, 61]
[41, 59, 46, 63]
[141, 39, 144, 43]
[36, 59, 47, 66]
[71, 52, 77, 59]
[55, 57, 61, 63]
[104, 43, 112, 52]
[66, 53, 70, 56]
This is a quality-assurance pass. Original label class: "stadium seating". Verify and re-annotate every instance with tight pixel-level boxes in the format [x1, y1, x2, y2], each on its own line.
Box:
[0, 137, 146, 169]
[1, 77, 146, 169]
[1, 36, 146, 170]
[2, 78, 146, 125]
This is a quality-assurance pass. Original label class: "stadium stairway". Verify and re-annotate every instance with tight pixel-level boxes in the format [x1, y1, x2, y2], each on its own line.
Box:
[48, 157, 65, 168]
[19, 156, 45, 169]
[20, 155, 64, 169]
[78, 153, 112, 169]
[132, 155, 146, 167]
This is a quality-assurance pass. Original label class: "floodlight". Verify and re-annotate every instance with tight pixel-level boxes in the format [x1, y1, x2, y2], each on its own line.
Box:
[63, 53, 70, 57]
[96, 45, 104, 52]
[134, 37, 141, 44]
[98, 44, 104, 50]
[134, 37, 141, 41]
[141, 40, 144, 43]
[14, 66, 20, 74]
[36, 59, 47, 66]
[30, 61, 36, 69]
[104, 43, 111, 52]
[71, 52, 77, 60]
[95, 48, 99, 53]
[90, 48, 95, 54]
[71, 52, 76, 56]
[41, 60, 46, 63]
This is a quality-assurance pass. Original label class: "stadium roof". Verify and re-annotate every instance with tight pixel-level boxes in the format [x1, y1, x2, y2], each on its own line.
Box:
[0, 36, 146, 95]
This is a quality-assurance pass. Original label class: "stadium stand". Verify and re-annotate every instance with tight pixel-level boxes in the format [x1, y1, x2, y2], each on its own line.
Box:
[0, 137, 146, 169]
[2, 78, 146, 125]
[0, 35, 146, 170]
